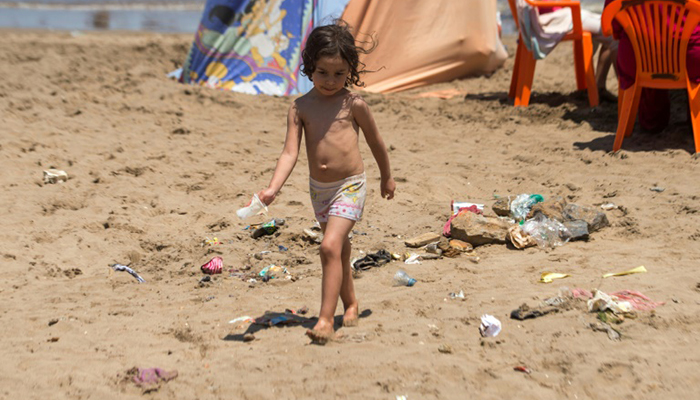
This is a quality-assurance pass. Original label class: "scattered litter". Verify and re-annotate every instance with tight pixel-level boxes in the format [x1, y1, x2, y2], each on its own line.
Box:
[603, 265, 647, 278]
[451, 200, 484, 215]
[228, 316, 255, 325]
[649, 186, 665, 193]
[393, 270, 416, 287]
[278, 245, 288, 252]
[109, 263, 145, 283]
[43, 169, 68, 184]
[514, 366, 532, 374]
[609, 290, 665, 311]
[600, 203, 617, 211]
[449, 290, 465, 299]
[589, 321, 621, 341]
[166, 68, 182, 79]
[510, 303, 559, 320]
[129, 367, 178, 392]
[353, 250, 392, 270]
[479, 314, 502, 337]
[404, 253, 422, 264]
[203, 237, 222, 246]
[251, 219, 281, 238]
[540, 272, 570, 283]
[200, 257, 223, 275]
[588, 290, 633, 314]
[258, 265, 290, 280]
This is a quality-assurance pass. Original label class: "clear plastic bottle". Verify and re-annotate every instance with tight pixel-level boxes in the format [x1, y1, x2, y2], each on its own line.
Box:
[393, 270, 416, 287]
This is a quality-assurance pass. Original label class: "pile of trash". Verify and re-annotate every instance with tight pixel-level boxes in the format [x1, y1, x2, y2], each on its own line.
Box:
[404, 194, 611, 259]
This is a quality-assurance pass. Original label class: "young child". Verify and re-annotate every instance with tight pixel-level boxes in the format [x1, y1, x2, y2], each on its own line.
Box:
[256, 21, 395, 344]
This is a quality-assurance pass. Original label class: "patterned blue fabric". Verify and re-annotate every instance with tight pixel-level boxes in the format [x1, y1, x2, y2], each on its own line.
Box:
[182, 0, 315, 95]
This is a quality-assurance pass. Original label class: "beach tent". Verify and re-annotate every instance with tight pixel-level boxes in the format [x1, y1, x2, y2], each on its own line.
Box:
[180, 0, 507, 95]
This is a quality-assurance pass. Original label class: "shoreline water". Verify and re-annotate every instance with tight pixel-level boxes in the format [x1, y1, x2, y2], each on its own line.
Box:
[0, 0, 605, 33]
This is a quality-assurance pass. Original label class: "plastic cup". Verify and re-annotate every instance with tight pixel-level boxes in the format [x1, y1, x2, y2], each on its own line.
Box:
[236, 194, 268, 220]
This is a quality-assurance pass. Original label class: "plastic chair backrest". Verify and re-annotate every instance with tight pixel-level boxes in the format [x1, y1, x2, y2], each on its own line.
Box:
[602, 0, 700, 86]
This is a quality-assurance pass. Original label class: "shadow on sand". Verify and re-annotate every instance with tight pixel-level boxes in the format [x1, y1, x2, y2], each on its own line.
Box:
[222, 309, 373, 342]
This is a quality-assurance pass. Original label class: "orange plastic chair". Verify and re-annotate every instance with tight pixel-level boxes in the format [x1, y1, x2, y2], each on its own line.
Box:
[507, 0, 599, 107]
[602, 0, 700, 153]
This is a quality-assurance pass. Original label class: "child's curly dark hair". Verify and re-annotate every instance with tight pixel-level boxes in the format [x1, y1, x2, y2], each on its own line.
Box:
[301, 20, 375, 88]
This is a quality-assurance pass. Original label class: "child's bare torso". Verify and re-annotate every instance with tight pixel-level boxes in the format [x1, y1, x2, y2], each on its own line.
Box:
[296, 88, 365, 182]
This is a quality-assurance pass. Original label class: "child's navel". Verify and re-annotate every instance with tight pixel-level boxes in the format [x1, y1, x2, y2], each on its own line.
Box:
[320, 164, 328, 171]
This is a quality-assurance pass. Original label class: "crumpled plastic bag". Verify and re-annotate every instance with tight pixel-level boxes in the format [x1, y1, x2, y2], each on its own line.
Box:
[522, 213, 572, 249]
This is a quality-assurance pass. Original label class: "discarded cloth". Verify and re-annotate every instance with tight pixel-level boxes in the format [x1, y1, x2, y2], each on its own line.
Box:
[443, 206, 482, 237]
[510, 303, 559, 320]
[609, 290, 665, 311]
[353, 250, 391, 271]
[131, 367, 178, 390]
[516, 0, 572, 59]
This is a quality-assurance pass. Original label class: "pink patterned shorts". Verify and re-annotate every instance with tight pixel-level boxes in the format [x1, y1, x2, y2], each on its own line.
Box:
[309, 172, 366, 223]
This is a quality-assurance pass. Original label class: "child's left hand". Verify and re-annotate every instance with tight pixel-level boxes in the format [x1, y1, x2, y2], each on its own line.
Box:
[381, 177, 396, 200]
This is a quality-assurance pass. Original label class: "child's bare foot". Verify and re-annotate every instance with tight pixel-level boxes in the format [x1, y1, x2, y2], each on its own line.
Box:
[306, 319, 335, 345]
[342, 303, 359, 327]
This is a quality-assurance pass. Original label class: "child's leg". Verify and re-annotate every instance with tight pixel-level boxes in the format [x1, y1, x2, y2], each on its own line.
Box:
[339, 234, 359, 326]
[307, 216, 355, 343]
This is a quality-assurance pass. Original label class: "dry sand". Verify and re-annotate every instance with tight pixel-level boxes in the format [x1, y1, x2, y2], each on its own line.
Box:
[1, 29, 699, 399]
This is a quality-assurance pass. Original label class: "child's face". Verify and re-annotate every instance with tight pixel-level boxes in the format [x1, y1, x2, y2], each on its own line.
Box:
[311, 55, 350, 96]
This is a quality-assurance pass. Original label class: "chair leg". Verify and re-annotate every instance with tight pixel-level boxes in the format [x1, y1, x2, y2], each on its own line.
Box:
[624, 86, 642, 138]
[614, 85, 641, 152]
[581, 32, 599, 107]
[687, 80, 700, 154]
[514, 46, 537, 107]
[509, 41, 524, 99]
[573, 38, 586, 91]
[618, 87, 623, 118]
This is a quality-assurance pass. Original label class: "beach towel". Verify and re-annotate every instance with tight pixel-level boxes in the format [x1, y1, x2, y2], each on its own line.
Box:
[516, 0, 572, 60]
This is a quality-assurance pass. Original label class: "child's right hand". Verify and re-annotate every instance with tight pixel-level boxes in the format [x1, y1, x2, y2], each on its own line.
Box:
[257, 187, 277, 206]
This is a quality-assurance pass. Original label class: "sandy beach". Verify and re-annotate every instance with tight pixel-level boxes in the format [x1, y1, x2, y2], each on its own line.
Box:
[1, 29, 699, 399]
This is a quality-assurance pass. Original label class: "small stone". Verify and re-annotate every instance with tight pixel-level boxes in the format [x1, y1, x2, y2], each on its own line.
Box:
[48, 318, 59, 327]
[450, 212, 512, 246]
[528, 196, 567, 222]
[563, 220, 589, 241]
[243, 333, 255, 342]
[562, 204, 610, 232]
[650, 186, 665, 193]
[492, 197, 511, 217]
[438, 344, 453, 354]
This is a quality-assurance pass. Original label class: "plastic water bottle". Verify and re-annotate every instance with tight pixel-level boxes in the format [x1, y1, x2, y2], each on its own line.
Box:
[393, 270, 416, 287]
